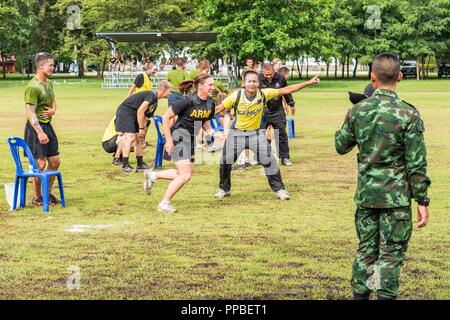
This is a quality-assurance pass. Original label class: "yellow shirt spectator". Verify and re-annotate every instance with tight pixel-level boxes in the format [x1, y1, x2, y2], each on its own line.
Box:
[132, 72, 152, 94]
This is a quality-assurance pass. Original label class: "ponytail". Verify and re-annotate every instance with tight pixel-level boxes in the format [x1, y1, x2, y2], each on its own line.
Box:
[179, 73, 212, 94]
[178, 80, 195, 94]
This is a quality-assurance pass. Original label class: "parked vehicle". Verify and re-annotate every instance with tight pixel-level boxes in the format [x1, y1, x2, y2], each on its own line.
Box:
[87, 64, 97, 72]
[401, 60, 417, 78]
[438, 62, 450, 78]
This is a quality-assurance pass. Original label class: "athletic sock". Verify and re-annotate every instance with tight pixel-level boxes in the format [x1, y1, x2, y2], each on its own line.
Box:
[122, 157, 129, 167]
[136, 156, 144, 166]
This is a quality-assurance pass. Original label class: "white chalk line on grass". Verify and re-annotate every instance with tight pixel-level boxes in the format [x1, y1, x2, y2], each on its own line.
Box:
[67, 221, 134, 233]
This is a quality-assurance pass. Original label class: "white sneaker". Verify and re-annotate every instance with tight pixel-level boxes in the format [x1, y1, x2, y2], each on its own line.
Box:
[207, 144, 223, 152]
[157, 201, 176, 213]
[237, 152, 246, 165]
[195, 143, 204, 150]
[281, 158, 293, 166]
[215, 189, 230, 200]
[276, 189, 290, 200]
[143, 169, 157, 195]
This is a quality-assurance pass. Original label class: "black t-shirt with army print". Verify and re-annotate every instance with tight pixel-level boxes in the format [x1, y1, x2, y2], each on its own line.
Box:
[171, 92, 215, 136]
[118, 90, 158, 116]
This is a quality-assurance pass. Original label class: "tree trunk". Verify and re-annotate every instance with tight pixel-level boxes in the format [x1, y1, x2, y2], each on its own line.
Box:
[296, 58, 301, 80]
[78, 59, 84, 78]
[341, 56, 345, 79]
[96, 63, 101, 78]
[425, 56, 431, 78]
[326, 62, 330, 79]
[1, 54, 6, 79]
[416, 57, 421, 80]
[100, 54, 107, 79]
[335, 57, 338, 78]
[368, 62, 372, 79]
[301, 56, 305, 78]
[346, 55, 350, 79]
[436, 55, 441, 77]
[306, 57, 309, 78]
[420, 57, 424, 79]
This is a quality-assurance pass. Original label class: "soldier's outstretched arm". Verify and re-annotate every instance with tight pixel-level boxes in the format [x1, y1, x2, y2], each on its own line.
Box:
[335, 109, 357, 154]
[405, 113, 431, 204]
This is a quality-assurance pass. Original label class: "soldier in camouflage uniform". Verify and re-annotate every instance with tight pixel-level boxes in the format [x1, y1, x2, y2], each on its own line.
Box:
[335, 52, 431, 300]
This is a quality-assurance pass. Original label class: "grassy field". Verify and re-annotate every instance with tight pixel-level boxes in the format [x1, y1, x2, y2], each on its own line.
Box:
[0, 77, 449, 300]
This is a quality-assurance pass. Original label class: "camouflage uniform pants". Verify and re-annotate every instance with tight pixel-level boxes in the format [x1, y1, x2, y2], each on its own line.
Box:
[351, 206, 413, 299]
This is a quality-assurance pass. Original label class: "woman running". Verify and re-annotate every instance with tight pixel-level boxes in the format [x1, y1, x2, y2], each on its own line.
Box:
[143, 73, 223, 213]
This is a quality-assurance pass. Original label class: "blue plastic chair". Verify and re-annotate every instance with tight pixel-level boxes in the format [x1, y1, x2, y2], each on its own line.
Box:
[287, 117, 296, 139]
[153, 115, 165, 169]
[210, 115, 224, 131]
[7, 136, 65, 213]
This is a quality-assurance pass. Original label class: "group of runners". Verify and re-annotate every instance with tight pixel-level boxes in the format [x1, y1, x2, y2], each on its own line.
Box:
[144, 62, 319, 213]
[100, 57, 319, 213]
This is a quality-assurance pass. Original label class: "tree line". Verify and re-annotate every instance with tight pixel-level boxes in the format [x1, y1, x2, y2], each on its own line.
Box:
[1, 0, 449, 79]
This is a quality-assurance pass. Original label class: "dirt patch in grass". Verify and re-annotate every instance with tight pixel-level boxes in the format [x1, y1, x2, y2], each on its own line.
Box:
[229, 293, 280, 300]
[274, 262, 305, 268]
[282, 228, 299, 234]
[0, 254, 20, 262]
[195, 262, 219, 268]
[0, 213, 15, 219]
[404, 268, 426, 277]
[207, 273, 225, 280]
[105, 171, 122, 180]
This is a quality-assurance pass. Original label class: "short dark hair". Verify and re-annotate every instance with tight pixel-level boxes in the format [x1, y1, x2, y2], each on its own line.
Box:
[262, 63, 274, 71]
[242, 69, 259, 81]
[34, 52, 53, 67]
[175, 58, 185, 66]
[279, 66, 289, 74]
[372, 52, 400, 84]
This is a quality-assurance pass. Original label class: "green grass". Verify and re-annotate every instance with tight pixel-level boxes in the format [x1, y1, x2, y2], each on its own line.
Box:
[0, 78, 449, 299]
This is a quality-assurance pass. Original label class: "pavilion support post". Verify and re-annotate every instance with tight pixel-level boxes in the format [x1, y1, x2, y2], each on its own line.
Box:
[110, 42, 117, 57]
[171, 41, 177, 58]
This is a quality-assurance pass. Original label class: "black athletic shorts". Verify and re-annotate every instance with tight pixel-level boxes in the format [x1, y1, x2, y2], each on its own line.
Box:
[116, 107, 138, 133]
[102, 135, 118, 153]
[172, 128, 195, 163]
[24, 121, 59, 159]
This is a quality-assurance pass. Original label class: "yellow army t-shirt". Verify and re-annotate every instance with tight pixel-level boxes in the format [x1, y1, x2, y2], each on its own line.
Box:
[221, 88, 279, 130]
[102, 117, 118, 142]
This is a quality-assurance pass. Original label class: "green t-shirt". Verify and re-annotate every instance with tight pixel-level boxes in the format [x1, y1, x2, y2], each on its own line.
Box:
[212, 80, 226, 101]
[188, 68, 202, 80]
[167, 69, 187, 94]
[24, 76, 55, 123]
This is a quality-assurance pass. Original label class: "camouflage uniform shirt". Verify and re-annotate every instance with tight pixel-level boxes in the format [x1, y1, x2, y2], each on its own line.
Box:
[335, 88, 431, 208]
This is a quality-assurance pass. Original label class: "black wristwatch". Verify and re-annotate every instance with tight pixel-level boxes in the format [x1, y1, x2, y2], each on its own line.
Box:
[418, 197, 430, 207]
[139, 127, 145, 130]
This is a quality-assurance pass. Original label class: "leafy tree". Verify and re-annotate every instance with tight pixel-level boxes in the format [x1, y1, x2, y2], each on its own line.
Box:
[0, 2, 23, 78]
